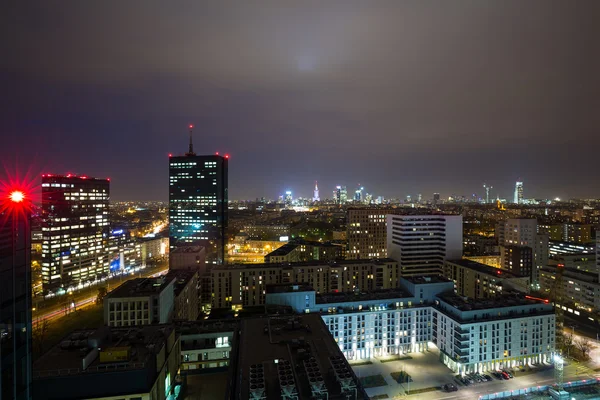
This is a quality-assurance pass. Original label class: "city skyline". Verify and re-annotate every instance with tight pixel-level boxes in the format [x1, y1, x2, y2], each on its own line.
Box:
[3, 2, 600, 201]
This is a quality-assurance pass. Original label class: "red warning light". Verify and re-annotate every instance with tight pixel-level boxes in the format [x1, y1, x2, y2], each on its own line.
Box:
[169, 153, 173, 157]
[81, 176, 87, 179]
[107, 178, 111, 182]
[215, 152, 219, 155]
[9, 191, 25, 203]
[189, 124, 194, 129]
[225, 154, 229, 159]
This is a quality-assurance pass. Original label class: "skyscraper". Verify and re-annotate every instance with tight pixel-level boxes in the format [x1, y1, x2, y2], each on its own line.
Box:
[41, 174, 110, 293]
[313, 181, 319, 202]
[169, 128, 228, 264]
[433, 193, 440, 206]
[514, 180, 524, 204]
[1, 189, 32, 400]
[334, 185, 348, 205]
[387, 214, 463, 276]
[354, 186, 364, 203]
[284, 190, 292, 207]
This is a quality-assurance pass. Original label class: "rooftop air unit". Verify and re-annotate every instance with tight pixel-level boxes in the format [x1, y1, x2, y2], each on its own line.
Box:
[277, 360, 298, 400]
[304, 357, 327, 398]
[249, 363, 266, 399]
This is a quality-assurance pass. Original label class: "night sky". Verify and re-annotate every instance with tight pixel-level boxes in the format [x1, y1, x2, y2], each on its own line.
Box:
[2, 2, 600, 201]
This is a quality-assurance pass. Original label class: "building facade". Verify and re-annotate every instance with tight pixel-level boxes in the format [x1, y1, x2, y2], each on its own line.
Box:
[169, 153, 228, 265]
[387, 214, 463, 276]
[267, 277, 555, 375]
[211, 259, 400, 309]
[264, 239, 343, 263]
[347, 208, 406, 259]
[443, 259, 530, 299]
[104, 277, 175, 326]
[41, 174, 110, 293]
[0, 200, 32, 400]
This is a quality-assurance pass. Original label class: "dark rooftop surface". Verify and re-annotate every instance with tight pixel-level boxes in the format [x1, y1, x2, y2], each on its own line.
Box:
[267, 283, 315, 294]
[213, 258, 397, 271]
[176, 319, 239, 335]
[437, 291, 551, 312]
[266, 240, 342, 257]
[316, 288, 411, 305]
[232, 314, 367, 400]
[34, 325, 173, 376]
[446, 259, 526, 279]
[105, 276, 174, 298]
[402, 275, 453, 285]
[165, 269, 196, 297]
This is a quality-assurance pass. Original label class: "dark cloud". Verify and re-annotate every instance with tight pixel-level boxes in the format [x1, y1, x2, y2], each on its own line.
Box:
[2, 1, 599, 200]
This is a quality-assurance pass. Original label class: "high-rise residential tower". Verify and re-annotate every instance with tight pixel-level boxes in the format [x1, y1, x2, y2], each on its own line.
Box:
[169, 128, 228, 265]
[387, 214, 463, 276]
[1, 188, 32, 399]
[514, 181, 524, 204]
[41, 174, 110, 292]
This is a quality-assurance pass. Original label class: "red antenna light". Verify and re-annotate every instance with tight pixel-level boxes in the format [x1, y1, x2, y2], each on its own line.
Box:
[215, 152, 219, 155]
[9, 191, 25, 203]
[169, 153, 173, 157]
[81, 176, 87, 179]
[107, 178, 111, 181]
[225, 154, 229, 159]
[189, 124, 194, 129]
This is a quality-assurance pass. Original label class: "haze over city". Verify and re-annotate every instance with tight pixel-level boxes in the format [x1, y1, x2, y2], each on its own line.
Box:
[3, 1, 600, 201]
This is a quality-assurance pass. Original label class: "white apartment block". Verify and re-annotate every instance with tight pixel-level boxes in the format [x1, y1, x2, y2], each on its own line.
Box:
[387, 215, 463, 276]
[266, 277, 555, 375]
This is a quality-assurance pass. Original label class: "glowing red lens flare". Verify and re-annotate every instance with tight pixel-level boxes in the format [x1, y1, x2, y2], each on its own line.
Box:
[9, 191, 25, 203]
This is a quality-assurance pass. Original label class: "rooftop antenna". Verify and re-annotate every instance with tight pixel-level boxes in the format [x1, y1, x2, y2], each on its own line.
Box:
[185, 124, 196, 156]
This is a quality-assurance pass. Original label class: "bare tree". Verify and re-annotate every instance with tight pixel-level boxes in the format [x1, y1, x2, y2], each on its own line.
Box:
[575, 337, 593, 360]
[33, 319, 51, 355]
[97, 286, 108, 304]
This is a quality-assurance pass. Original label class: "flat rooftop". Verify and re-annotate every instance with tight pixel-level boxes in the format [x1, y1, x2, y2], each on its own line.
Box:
[437, 291, 551, 312]
[231, 314, 367, 400]
[170, 245, 204, 253]
[402, 275, 453, 285]
[213, 258, 397, 271]
[34, 325, 173, 377]
[316, 288, 412, 305]
[105, 276, 173, 298]
[165, 269, 196, 297]
[267, 283, 315, 294]
[176, 319, 239, 335]
[447, 259, 526, 279]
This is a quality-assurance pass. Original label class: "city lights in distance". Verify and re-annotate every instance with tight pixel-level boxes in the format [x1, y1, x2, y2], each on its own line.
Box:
[9, 191, 25, 203]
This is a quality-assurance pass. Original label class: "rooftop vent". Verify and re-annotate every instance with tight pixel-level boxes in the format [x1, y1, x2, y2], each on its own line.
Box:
[249, 363, 266, 399]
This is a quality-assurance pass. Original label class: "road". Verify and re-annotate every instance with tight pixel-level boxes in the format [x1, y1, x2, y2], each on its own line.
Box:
[32, 265, 168, 326]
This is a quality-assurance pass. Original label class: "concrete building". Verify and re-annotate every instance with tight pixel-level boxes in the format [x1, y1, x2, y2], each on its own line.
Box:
[170, 245, 206, 274]
[178, 320, 237, 371]
[540, 265, 600, 315]
[41, 174, 110, 292]
[103, 277, 175, 326]
[498, 218, 548, 286]
[166, 269, 199, 321]
[211, 259, 400, 309]
[346, 208, 406, 259]
[33, 325, 180, 400]
[227, 313, 367, 400]
[387, 214, 463, 276]
[140, 236, 169, 265]
[241, 224, 290, 241]
[264, 239, 343, 263]
[267, 277, 555, 375]
[549, 241, 595, 256]
[443, 259, 530, 299]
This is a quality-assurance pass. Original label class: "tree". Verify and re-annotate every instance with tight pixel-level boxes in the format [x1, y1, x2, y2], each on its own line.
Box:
[32, 319, 51, 356]
[575, 337, 593, 360]
[97, 286, 108, 304]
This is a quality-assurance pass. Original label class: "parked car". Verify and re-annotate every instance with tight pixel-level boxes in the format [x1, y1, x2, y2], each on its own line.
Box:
[443, 383, 458, 392]
[482, 374, 492, 381]
[501, 371, 510, 380]
[503, 370, 513, 378]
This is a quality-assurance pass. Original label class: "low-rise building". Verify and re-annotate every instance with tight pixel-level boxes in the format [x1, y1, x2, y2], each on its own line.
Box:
[444, 259, 530, 298]
[266, 277, 555, 375]
[166, 269, 199, 321]
[178, 320, 237, 371]
[33, 325, 180, 400]
[104, 277, 175, 326]
[170, 245, 206, 274]
[264, 239, 344, 263]
[540, 265, 600, 315]
[211, 259, 400, 309]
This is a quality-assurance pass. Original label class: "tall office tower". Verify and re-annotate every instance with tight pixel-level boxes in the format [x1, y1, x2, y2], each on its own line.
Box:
[41, 174, 109, 293]
[284, 190, 293, 207]
[313, 181, 320, 202]
[483, 183, 492, 204]
[417, 193, 422, 203]
[354, 186, 364, 203]
[498, 218, 547, 286]
[334, 185, 348, 205]
[433, 193, 440, 206]
[514, 181, 524, 204]
[387, 214, 463, 276]
[1, 189, 32, 400]
[169, 129, 228, 265]
[347, 208, 405, 259]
